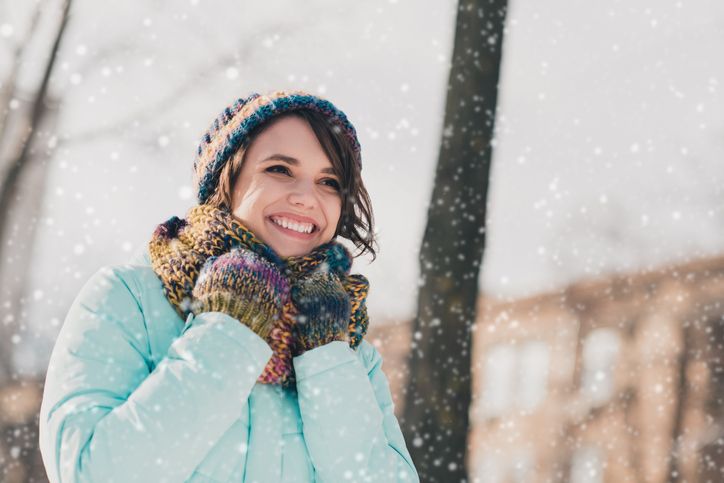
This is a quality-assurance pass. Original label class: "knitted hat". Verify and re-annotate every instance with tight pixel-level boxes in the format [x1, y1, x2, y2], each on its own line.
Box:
[193, 89, 362, 205]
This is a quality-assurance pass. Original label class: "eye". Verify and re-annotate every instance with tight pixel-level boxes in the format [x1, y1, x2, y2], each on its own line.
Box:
[322, 178, 341, 191]
[266, 164, 340, 191]
[265, 165, 291, 175]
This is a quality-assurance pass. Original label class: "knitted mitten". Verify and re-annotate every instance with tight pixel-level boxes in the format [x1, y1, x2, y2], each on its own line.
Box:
[191, 247, 290, 341]
[290, 267, 351, 356]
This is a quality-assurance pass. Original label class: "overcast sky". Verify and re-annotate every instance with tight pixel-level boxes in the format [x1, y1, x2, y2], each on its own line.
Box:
[3, 0, 723, 374]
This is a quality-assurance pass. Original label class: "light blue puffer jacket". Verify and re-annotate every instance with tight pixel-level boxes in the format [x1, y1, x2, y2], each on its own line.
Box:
[38, 246, 419, 482]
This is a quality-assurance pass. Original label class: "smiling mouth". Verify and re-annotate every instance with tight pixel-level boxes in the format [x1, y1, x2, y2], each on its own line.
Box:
[267, 216, 319, 239]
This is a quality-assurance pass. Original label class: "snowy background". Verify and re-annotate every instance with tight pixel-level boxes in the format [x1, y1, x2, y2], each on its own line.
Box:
[2, 0, 723, 376]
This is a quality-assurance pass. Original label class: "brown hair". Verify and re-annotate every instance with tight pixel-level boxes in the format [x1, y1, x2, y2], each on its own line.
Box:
[204, 109, 378, 262]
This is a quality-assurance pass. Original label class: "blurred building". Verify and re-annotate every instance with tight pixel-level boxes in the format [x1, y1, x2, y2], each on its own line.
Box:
[0, 378, 45, 483]
[369, 254, 724, 483]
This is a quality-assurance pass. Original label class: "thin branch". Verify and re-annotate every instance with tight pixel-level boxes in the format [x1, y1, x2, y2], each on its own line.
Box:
[0, 0, 44, 148]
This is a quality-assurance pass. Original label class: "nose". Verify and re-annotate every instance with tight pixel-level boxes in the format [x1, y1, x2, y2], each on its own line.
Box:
[288, 179, 317, 209]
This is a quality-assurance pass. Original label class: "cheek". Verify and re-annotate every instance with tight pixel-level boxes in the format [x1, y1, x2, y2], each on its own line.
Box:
[327, 198, 343, 230]
[232, 184, 265, 219]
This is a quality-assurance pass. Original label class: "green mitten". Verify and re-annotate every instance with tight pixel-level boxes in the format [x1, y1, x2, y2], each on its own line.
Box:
[290, 267, 351, 356]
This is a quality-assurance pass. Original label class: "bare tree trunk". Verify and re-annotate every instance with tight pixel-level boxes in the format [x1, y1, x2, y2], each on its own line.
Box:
[667, 323, 691, 483]
[0, 0, 71, 385]
[698, 315, 724, 482]
[401, 1, 508, 481]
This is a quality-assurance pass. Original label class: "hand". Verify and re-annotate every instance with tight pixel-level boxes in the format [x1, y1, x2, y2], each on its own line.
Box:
[191, 247, 290, 341]
[290, 268, 351, 355]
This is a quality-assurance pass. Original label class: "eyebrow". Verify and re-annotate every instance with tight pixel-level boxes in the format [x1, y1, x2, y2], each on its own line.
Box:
[260, 154, 337, 175]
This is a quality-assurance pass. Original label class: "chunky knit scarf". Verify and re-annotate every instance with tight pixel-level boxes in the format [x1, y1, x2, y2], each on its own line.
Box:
[148, 203, 369, 388]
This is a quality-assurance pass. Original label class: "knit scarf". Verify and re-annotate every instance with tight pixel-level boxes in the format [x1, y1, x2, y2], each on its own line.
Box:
[147, 203, 369, 388]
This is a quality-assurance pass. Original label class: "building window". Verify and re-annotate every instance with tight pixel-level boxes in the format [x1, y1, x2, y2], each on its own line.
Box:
[481, 344, 516, 416]
[570, 445, 603, 483]
[473, 453, 503, 483]
[473, 449, 535, 483]
[517, 340, 550, 410]
[481, 340, 550, 417]
[509, 449, 534, 483]
[580, 328, 621, 406]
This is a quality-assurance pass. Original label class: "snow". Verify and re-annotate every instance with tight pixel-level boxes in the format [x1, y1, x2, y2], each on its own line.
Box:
[1, 0, 723, 477]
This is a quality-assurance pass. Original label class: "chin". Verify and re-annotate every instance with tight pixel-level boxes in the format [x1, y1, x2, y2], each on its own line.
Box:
[277, 247, 307, 258]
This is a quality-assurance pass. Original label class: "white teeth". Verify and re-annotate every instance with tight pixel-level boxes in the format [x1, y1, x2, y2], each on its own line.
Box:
[271, 216, 314, 234]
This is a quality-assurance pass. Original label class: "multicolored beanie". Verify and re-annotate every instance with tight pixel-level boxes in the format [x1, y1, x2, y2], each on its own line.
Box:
[193, 89, 362, 205]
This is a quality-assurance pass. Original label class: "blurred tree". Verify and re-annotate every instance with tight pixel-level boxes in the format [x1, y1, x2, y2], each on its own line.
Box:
[0, 1, 71, 481]
[0, 0, 70, 387]
[667, 322, 691, 483]
[401, 0, 508, 481]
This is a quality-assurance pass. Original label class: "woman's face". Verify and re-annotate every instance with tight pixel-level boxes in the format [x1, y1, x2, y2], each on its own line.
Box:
[230, 115, 343, 258]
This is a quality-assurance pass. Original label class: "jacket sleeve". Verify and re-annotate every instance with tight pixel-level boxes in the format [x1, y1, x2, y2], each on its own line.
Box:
[38, 265, 273, 483]
[293, 340, 420, 482]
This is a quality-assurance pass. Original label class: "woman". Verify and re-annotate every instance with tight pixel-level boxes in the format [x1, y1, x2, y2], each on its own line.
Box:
[38, 90, 420, 482]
